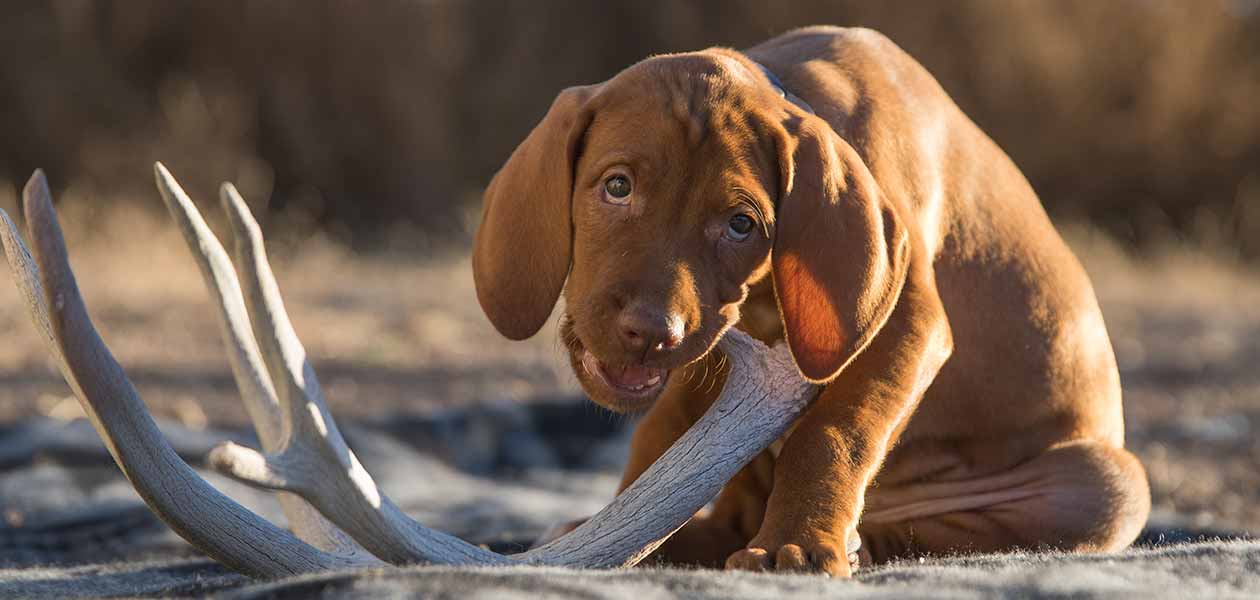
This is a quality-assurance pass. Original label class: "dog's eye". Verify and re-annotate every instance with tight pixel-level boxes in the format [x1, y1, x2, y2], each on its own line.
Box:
[603, 175, 632, 203]
[726, 214, 756, 241]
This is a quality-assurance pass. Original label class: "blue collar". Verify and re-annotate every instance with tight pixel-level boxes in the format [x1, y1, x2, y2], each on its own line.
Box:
[752, 60, 815, 115]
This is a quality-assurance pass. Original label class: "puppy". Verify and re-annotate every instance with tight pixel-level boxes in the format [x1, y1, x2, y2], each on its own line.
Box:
[473, 26, 1150, 576]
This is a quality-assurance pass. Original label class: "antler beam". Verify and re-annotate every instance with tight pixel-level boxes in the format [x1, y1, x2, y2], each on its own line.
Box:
[0, 166, 819, 577]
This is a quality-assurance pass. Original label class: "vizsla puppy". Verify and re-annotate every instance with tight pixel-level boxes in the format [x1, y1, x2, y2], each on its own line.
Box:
[473, 26, 1150, 576]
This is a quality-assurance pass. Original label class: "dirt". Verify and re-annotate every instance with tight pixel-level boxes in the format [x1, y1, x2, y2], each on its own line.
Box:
[0, 207, 1257, 534]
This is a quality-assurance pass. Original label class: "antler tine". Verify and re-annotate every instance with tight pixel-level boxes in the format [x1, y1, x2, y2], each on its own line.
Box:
[0, 191, 65, 379]
[152, 163, 364, 555]
[0, 171, 368, 578]
[209, 181, 511, 565]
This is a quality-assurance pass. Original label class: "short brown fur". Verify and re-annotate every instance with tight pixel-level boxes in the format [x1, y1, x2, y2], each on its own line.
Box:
[474, 26, 1149, 576]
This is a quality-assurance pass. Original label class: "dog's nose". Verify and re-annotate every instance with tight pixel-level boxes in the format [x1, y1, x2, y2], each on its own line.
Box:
[617, 308, 684, 354]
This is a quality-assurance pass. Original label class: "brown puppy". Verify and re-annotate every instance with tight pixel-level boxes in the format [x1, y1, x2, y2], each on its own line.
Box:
[473, 26, 1150, 576]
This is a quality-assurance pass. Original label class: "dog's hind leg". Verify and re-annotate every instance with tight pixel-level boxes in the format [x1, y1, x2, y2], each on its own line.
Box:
[857, 440, 1150, 565]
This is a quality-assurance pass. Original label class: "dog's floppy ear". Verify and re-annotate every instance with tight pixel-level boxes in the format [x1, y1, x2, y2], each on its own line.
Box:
[772, 119, 910, 382]
[473, 85, 598, 340]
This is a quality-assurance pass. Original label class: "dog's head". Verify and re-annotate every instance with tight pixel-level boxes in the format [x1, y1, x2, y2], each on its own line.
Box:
[474, 50, 909, 412]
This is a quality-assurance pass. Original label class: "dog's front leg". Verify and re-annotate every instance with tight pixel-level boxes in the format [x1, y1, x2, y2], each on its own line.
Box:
[726, 280, 952, 576]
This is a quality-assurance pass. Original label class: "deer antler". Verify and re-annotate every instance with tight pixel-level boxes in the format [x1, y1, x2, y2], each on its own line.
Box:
[0, 166, 819, 577]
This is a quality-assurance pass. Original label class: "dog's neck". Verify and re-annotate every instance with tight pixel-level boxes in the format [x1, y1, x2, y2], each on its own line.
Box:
[750, 60, 815, 115]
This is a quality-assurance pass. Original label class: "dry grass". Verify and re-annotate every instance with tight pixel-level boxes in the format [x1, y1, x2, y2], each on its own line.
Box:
[1, 210, 1258, 534]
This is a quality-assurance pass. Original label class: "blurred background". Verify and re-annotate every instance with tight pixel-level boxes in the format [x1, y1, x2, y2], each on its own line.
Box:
[1, 1, 1258, 538]
[2, 0, 1259, 254]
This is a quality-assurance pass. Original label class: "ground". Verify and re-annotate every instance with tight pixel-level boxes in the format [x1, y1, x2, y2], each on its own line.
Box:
[0, 204, 1257, 536]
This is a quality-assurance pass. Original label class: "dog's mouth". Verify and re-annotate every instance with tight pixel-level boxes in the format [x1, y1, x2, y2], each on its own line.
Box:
[560, 311, 735, 413]
[579, 350, 669, 400]
[562, 316, 678, 413]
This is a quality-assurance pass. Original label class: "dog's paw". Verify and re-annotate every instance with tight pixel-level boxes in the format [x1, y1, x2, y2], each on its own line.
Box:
[724, 531, 861, 576]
